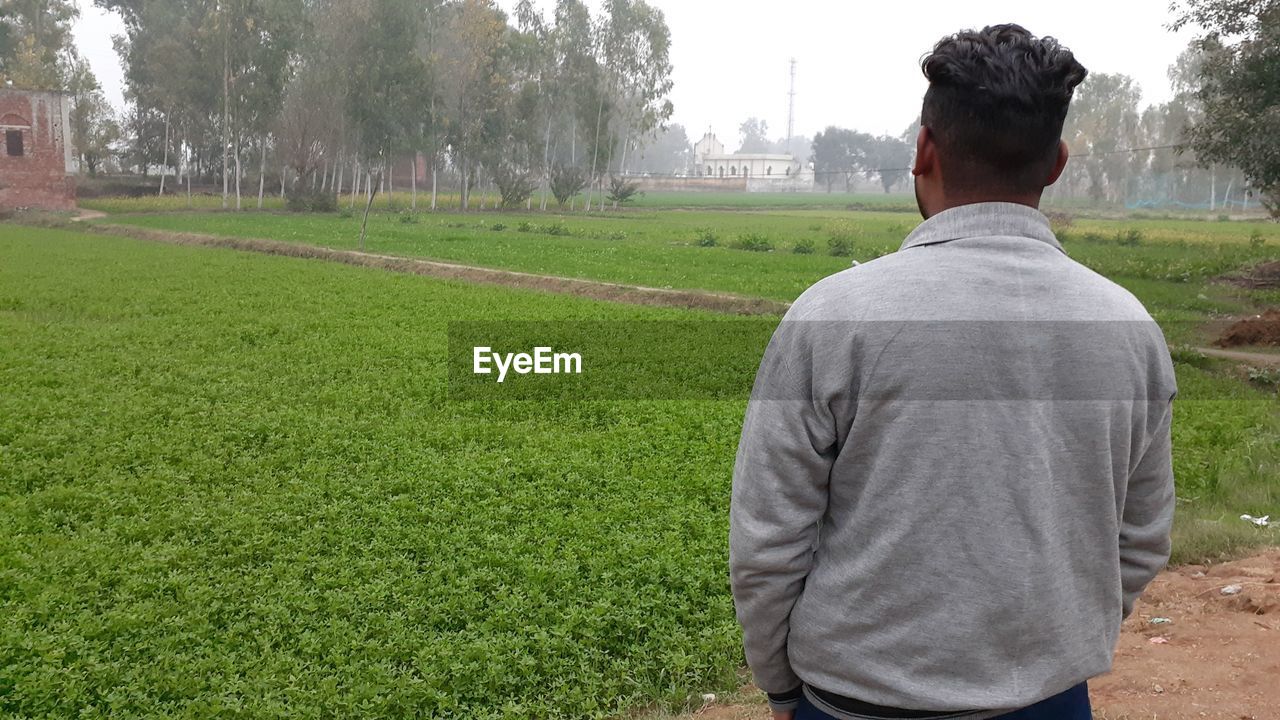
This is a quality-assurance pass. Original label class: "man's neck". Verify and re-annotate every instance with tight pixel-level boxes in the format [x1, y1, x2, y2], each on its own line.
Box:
[925, 194, 1043, 219]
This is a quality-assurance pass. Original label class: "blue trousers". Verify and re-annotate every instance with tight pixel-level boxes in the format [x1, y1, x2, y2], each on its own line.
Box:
[795, 683, 1091, 720]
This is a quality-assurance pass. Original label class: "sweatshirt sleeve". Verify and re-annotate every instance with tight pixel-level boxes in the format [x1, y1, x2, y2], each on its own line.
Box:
[729, 321, 837, 694]
[1119, 396, 1176, 618]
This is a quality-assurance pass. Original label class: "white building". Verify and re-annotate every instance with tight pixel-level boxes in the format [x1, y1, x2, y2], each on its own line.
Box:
[691, 131, 811, 189]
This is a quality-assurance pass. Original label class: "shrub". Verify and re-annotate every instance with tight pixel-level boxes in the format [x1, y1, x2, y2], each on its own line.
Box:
[1045, 211, 1074, 234]
[550, 165, 588, 209]
[695, 228, 718, 247]
[515, 221, 570, 236]
[338, 208, 353, 219]
[606, 176, 642, 206]
[1169, 346, 1214, 369]
[285, 188, 338, 213]
[1116, 229, 1144, 247]
[828, 236, 854, 256]
[1217, 214, 1231, 222]
[1248, 367, 1280, 388]
[398, 213, 419, 225]
[1250, 230, 1266, 248]
[827, 220, 858, 256]
[732, 233, 773, 252]
[491, 223, 507, 232]
[792, 239, 815, 255]
[493, 165, 537, 209]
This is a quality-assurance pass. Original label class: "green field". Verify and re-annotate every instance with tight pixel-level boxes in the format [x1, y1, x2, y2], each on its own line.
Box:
[2, 205, 1278, 717]
[93, 208, 1280, 343]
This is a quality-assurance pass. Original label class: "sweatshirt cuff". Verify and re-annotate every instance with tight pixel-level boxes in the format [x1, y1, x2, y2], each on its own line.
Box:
[766, 686, 803, 712]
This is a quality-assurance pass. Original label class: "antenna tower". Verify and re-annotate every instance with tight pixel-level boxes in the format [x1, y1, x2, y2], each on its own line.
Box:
[786, 58, 797, 156]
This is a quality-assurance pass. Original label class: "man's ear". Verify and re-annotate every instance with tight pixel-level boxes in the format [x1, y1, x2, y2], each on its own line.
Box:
[912, 126, 936, 177]
[1045, 141, 1069, 186]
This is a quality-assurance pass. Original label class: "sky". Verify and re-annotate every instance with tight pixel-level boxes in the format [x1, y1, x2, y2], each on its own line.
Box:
[71, 0, 1197, 152]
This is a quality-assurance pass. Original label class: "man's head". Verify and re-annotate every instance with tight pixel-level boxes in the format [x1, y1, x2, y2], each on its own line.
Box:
[912, 24, 1088, 218]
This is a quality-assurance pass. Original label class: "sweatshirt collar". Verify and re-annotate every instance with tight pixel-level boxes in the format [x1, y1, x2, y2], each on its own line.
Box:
[899, 202, 1063, 253]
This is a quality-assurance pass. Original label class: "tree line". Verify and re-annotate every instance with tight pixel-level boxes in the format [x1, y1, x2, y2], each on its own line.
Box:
[2, 0, 1275, 217]
[1, 0, 674, 216]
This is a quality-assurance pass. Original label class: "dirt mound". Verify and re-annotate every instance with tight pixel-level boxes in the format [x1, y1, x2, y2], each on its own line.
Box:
[1092, 549, 1280, 720]
[1216, 310, 1280, 348]
[675, 549, 1280, 720]
[1219, 260, 1280, 290]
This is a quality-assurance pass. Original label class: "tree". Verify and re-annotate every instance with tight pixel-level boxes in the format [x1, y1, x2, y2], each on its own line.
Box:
[811, 127, 868, 192]
[1061, 73, 1143, 203]
[438, 0, 508, 211]
[0, 0, 79, 88]
[1174, 0, 1280, 217]
[66, 59, 121, 177]
[343, 0, 429, 244]
[860, 135, 913, 193]
[632, 123, 690, 174]
[738, 117, 770, 153]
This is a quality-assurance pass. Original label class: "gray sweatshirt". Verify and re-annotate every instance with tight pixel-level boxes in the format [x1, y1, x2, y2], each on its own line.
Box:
[729, 202, 1176, 715]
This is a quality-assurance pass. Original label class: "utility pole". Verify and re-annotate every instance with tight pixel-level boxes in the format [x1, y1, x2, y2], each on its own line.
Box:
[786, 58, 797, 157]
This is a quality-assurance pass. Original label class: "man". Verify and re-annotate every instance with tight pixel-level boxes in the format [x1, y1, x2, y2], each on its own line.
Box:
[729, 24, 1176, 720]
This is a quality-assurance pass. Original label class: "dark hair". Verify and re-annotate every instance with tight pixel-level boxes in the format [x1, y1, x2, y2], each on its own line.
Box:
[921, 24, 1088, 195]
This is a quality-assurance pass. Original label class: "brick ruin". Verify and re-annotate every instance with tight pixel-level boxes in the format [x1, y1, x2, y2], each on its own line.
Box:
[0, 88, 77, 211]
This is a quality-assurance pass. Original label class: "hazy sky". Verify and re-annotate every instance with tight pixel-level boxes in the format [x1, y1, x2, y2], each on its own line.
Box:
[72, 0, 1196, 152]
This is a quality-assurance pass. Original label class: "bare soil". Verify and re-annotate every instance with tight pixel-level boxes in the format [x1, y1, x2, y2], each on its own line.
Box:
[1216, 310, 1280, 348]
[677, 550, 1280, 720]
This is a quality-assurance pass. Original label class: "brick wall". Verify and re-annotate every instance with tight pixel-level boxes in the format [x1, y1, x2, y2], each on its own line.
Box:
[0, 90, 77, 211]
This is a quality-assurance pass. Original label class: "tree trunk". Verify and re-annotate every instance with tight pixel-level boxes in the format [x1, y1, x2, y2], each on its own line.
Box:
[411, 154, 418, 210]
[461, 159, 469, 211]
[359, 170, 378, 252]
[234, 136, 243, 210]
[540, 115, 552, 211]
[320, 159, 329, 192]
[612, 136, 630, 210]
[587, 94, 605, 212]
[159, 112, 170, 196]
[221, 14, 230, 210]
[280, 166, 287, 199]
[257, 140, 266, 209]
[184, 125, 192, 208]
[336, 152, 345, 196]
[431, 161, 438, 212]
[599, 136, 615, 212]
[351, 161, 360, 209]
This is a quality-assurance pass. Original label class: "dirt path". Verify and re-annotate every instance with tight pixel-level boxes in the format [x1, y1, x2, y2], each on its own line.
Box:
[1196, 347, 1280, 366]
[675, 550, 1280, 720]
[77, 222, 789, 316]
[71, 208, 108, 222]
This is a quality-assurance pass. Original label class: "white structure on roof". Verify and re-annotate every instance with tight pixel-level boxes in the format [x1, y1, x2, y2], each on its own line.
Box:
[691, 131, 812, 190]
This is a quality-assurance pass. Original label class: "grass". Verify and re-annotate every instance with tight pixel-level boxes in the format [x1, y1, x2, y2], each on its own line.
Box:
[0, 226, 748, 718]
[94, 207, 1279, 346]
[2, 212, 1276, 716]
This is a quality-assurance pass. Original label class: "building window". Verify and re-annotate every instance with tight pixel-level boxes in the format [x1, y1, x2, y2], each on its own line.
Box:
[785, 167, 792, 176]
[767, 166, 773, 175]
[718, 167, 724, 177]
[706, 165, 712, 176]
[5, 130, 22, 157]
